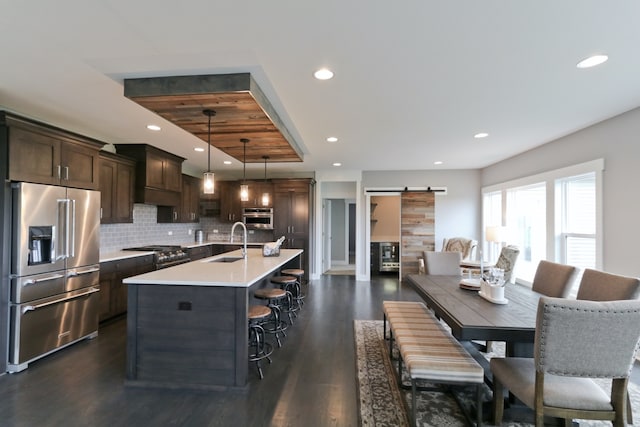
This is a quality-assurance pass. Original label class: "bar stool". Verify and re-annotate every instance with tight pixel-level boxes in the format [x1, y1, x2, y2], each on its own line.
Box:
[254, 288, 289, 347]
[248, 305, 273, 379]
[281, 268, 306, 307]
[270, 275, 300, 321]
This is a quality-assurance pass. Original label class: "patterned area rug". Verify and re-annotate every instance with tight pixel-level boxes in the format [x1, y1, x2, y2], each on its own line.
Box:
[354, 320, 640, 427]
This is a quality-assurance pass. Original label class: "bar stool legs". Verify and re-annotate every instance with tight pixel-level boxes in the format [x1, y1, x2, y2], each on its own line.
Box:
[254, 288, 289, 347]
[281, 268, 306, 308]
[270, 275, 299, 322]
[248, 305, 273, 379]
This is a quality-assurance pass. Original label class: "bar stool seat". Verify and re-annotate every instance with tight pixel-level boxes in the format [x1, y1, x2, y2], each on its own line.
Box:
[254, 288, 289, 347]
[281, 268, 306, 307]
[270, 275, 300, 320]
[248, 305, 273, 379]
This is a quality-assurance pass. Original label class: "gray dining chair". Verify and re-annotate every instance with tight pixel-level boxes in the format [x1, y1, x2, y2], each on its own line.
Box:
[491, 296, 640, 427]
[576, 268, 640, 301]
[531, 260, 577, 298]
[423, 250, 462, 275]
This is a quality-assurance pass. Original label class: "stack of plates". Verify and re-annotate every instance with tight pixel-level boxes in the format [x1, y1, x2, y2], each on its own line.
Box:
[459, 278, 481, 290]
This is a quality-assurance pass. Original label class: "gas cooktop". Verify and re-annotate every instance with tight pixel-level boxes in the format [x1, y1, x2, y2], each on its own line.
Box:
[123, 245, 182, 252]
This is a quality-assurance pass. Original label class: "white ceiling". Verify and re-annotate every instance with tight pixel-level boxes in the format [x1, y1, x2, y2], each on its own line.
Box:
[2, 1, 640, 179]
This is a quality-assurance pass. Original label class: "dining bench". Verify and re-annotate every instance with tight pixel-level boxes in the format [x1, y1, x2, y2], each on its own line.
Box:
[383, 300, 485, 427]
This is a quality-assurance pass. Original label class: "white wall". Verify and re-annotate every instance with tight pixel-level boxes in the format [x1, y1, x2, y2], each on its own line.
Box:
[482, 106, 640, 277]
[362, 169, 482, 250]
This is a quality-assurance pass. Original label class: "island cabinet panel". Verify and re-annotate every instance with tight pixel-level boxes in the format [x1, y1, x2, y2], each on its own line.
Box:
[126, 284, 249, 390]
[187, 245, 212, 261]
[2, 112, 104, 189]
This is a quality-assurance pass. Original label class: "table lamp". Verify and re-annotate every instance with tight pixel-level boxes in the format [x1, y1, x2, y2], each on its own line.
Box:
[485, 225, 508, 263]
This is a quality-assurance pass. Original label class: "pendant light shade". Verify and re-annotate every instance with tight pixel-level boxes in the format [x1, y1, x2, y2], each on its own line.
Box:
[261, 155, 270, 207]
[240, 138, 249, 202]
[202, 109, 216, 194]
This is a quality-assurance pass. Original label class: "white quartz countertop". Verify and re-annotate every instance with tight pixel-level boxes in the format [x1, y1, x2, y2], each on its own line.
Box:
[123, 248, 302, 288]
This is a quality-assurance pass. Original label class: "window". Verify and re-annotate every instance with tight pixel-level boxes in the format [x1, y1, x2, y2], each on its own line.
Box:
[557, 172, 596, 269]
[482, 160, 603, 285]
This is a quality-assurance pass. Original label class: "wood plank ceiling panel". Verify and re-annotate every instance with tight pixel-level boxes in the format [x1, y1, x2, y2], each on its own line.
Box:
[124, 74, 303, 164]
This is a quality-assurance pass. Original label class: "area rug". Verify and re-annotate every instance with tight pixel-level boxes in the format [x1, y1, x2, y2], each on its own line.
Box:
[354, 320, 640, 427]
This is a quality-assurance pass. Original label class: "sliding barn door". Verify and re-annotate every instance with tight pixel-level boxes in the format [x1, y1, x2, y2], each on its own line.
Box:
[400, 192, 435, 278]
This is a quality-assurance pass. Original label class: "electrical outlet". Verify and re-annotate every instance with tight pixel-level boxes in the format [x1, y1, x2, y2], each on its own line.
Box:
[168, 231, 173, 235]
[213, 229, 219, 233]
[249, 230, 255, 234]
[188, 229, 192, 235]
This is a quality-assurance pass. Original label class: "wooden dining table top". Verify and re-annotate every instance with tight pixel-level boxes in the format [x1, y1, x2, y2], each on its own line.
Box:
[405, 274, 542, 345]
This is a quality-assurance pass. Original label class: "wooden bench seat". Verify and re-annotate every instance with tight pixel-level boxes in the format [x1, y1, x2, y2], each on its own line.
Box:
[383, 300, 484, 427]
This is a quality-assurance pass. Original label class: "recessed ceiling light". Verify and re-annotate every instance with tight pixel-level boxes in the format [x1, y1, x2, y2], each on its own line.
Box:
[326, 136, 338, 143]
[223, 161, 232, 165]
[332, 162, 342, 167]
[434, 161, 443, 165]
[194, 147, 205, 152]
[474, 132, 489, 139]
[146, 124, 161, 131]
[314, 68, 334, 80]
[576, 54, 608, 69]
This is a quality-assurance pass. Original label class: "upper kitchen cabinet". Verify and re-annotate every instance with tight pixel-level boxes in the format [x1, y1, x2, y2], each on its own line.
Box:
[0, 112, 104, 190]
[240, 180, 274, 208]
[219, 180, 242, 223]
[114, 144, 185, 207]
[157, 174, 201, 223]
[99, 151, 135, 224]
[272, 178, 313, 280]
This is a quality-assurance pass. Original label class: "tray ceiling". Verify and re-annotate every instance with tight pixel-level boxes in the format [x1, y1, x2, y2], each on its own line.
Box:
[124, 73, 303, 164]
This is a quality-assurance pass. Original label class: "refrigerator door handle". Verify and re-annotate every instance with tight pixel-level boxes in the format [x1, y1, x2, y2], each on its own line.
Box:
[67, 267, 100, 277]
[69, 199, 76, 258]
[21, 287, 100, 314]
[23, 273, 65, 285]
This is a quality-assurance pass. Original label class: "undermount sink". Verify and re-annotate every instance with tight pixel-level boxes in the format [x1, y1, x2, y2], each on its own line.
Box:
[208, 256, 244, 263]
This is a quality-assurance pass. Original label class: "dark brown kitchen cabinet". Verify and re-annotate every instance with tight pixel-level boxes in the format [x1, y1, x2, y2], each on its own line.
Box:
[240, 180, 274, 208]
[187, 245, 212, 261]
[99, 254, 154, 322]
[219, 180, 242, 222]
[114, 144, 185, 206]
[1, 112, 104, 190]
[273, 178, 313, 280]
[99, 151, 135, 224]
[158, 174, 201, 223]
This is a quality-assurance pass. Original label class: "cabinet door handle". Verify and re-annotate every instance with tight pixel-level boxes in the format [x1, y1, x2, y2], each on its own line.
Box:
[64, 166, 69, 180]
[57, 165, 62, 179]
[100, 207, 103, 219]
[173, 211, 178, 221]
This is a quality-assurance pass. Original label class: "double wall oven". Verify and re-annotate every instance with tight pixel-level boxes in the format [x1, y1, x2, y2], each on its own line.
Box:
[8, 182, 101, 373]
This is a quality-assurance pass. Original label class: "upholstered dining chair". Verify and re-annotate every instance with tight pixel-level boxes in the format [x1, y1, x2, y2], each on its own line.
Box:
[494, 245, 520, 283]
[423, 250, 462, 275]
[576, 268, 640, 301]
[491, 296, 640, 427]
[441, 237, 477, 261]
[531, 260, 577, 298]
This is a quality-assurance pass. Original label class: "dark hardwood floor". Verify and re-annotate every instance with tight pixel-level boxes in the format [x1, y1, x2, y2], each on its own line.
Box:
[0, 274, 419, 427]
[2, 274, 639, 427]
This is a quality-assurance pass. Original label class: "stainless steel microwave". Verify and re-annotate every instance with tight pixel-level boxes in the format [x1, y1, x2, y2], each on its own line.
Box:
[242, 207, 274, 229]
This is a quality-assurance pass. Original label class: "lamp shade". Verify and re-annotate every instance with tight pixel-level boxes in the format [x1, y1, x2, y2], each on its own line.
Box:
[486, 225, 507, 243]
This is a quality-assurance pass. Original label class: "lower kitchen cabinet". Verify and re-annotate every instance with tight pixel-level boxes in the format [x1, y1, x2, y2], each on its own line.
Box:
[99, 254, 154, 322]
[187, 245, 213, 261]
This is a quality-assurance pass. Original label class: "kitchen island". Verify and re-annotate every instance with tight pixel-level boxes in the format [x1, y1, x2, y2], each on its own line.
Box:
[123, 247, 303, 391]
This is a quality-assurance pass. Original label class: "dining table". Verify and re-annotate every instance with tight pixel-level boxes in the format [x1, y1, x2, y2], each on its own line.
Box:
[405, 274, 543, 357]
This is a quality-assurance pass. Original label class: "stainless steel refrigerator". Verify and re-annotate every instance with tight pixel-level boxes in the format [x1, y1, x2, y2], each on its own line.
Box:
[8, 182, 100, 372]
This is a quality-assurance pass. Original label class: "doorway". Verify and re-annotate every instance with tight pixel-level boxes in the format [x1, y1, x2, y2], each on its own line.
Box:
[369, 195, 401, 278]
[323, 198, 356, 276]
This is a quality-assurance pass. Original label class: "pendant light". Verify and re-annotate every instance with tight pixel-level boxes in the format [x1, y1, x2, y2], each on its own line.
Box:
[202, 109, 216, 194]
[239, 138, 249, 202]
[261, 155, 270, 207]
